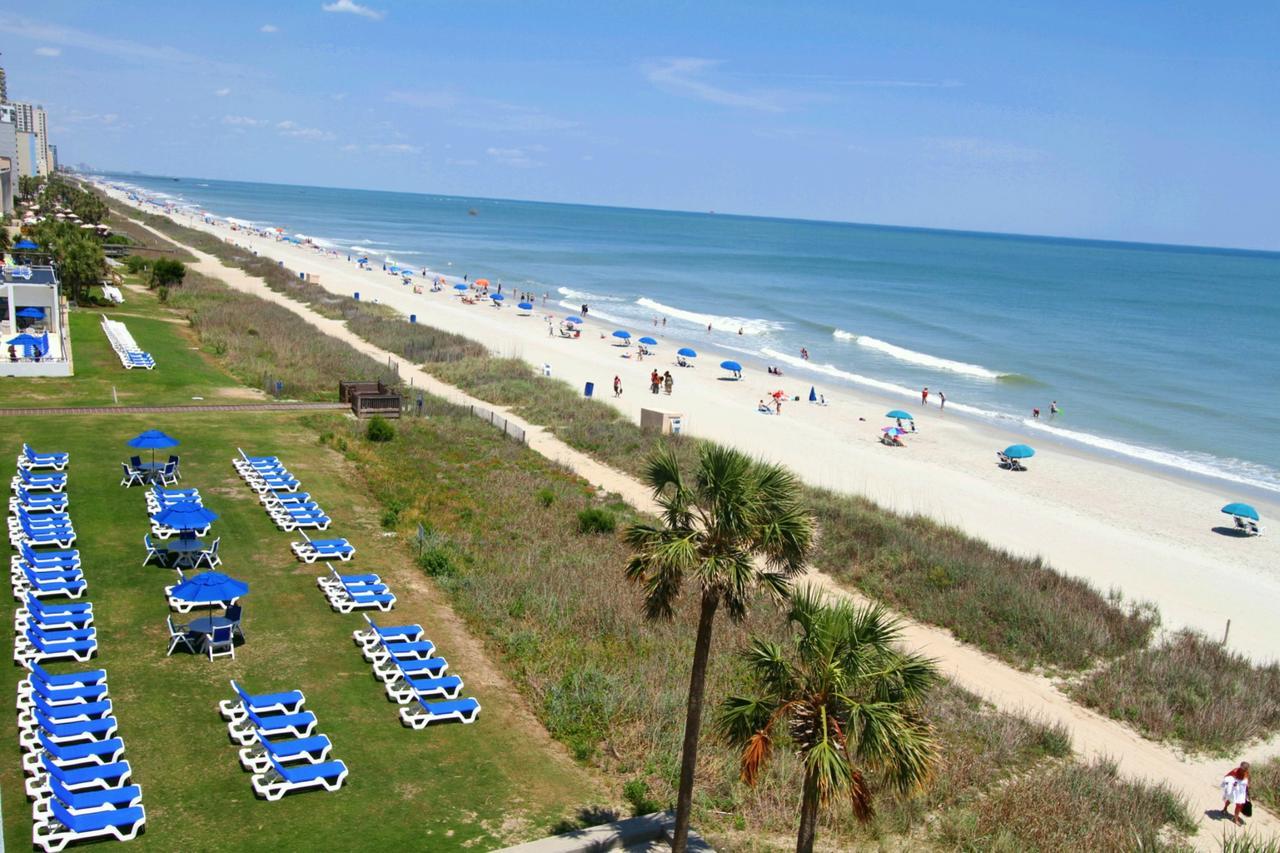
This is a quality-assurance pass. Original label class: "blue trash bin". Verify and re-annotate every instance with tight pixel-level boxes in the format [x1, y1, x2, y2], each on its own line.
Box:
[354, 292, 360, 301]
[410, 314, 416, 324]
[584, 381, 594, 398]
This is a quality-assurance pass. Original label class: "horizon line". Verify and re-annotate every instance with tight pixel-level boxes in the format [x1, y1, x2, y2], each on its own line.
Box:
[87, 167, 1280, 258]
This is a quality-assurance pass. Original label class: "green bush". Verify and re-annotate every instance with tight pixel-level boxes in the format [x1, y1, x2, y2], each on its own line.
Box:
[536, 488, 556, 508]
[123, 255, 151, 274]
[417, 546, 457, 578]
[622, 779, 662, 816]
[366, 416, 396, 443]
[150, 257, 187, 290]
[576, 507, 616, 535]
[104, 234, 131, 245]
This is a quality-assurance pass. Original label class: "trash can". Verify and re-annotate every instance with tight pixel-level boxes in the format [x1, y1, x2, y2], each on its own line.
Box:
[354, 292, 360, 301]
[584, 381, 594, 398]
[409, 314, 417, 324]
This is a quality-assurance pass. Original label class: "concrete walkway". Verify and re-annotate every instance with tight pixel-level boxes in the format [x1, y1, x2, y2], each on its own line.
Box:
[0, 402, 347, 416]
[130, 216, 1277, 849]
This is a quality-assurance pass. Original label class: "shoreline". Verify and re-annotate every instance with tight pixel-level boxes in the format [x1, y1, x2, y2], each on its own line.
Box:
[103, 184, 1280, 660]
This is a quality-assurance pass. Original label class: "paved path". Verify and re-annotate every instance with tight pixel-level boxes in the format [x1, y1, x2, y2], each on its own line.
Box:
[0, 402, 347, 416]
[130, 215, 1278, 849]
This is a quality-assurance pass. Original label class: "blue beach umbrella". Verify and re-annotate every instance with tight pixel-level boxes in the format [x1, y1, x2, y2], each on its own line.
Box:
[453, 283, 468, 291]
[518, 301, 534, 311]
[639, 336, 658, 346]
[612, 330, 631, 341]
[127, 429, 181, 468]
[14, 238, 38, 250]
[169, 571, 251, 629]
[7, 333, 43, 354]
[491, 293, 505, 302]
[677, 347, 697, 358]
[1003, 444, 1036, 459]
[720, 360, 743, 372]
[886, 410, 914, 420]
[154, 501, 218, 530]
[1221, 503, 1260, 521]
[564, 316, 584, 325]
[16, 307, 45, 319]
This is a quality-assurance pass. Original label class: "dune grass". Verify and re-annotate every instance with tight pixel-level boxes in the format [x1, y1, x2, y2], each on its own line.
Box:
[1070, 631, 1280, 754]
[934, 757, 1195, 852]
[1248, 758, 1280, 814]
[0, 413, 600, 850]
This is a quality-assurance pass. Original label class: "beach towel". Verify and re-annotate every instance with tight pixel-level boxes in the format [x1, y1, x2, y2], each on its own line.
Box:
[1222, 774, 1248, 805]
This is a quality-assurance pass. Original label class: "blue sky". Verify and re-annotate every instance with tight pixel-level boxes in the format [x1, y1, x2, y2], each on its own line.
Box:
[6, 1, 1279, 249]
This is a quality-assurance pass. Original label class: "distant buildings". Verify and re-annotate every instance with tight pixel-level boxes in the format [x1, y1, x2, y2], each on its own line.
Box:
[48, 144, 57, 172]
[0, 104, 14, 213]
[0, 60, 59, 206]
[11, 102, 51, 176]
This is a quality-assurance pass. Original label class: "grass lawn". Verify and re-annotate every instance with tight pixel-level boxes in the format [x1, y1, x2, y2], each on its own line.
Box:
[0, 412, 601, 850]
[1, 285, 263, 409]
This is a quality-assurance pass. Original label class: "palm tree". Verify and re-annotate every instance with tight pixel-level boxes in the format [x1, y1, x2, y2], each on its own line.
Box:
[717, 587, 939, 853]
[625, 443, 815, 852]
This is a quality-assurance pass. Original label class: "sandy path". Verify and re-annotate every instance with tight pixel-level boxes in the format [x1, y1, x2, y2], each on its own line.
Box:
[123, 214, 1277, 848]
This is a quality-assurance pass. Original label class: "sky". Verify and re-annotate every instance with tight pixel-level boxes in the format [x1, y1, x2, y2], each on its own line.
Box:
[5, 1, 1279, 250]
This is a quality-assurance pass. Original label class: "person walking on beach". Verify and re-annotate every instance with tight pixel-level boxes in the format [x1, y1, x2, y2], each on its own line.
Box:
[1221, 762, 1251, 825]
[663, 371, 673, 395]
[650, 370, 661, 394]
[582, 303, 589, 317]
[922, 387, 929, 405]
[613, 375, 622, 397]
[939, 391, 946, 410]
[661, 317, 666, 328]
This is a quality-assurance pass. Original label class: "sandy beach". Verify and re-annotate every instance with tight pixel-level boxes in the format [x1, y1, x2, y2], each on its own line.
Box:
[109, 187, 1280, 661]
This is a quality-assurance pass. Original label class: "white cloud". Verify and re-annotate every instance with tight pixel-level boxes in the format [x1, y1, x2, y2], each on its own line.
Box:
[223, 115, 267, 127]
[0, 17, 242, 75]
[214, 88, 232, 97]
[486, 146, 543, 168]
[368, 143, 422, 155]
[321, 0, 384, 21]
[643, 58, 793, 113]
[387, 90, 577, 133]
[277, 120, 336, 141]
[260, 24, 279, 33]
[35, 46, 61, 57]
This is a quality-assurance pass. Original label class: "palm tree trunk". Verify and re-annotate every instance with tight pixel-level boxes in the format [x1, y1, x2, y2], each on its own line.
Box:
[795, 764, 821, 853]
[670, 589, 720, 853]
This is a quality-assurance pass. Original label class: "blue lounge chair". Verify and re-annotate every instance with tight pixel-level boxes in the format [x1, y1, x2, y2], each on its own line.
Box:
[375, 654, 449, 683]
[218, 680, 306, 722]
[20, 677, 109, 710]
[15, 468, 67, 492]
[32, 777, 143, 816]
[385, 670, 463, 703]
[291, 536, 355, 563]
[18, 696, 113, 731]
[399, 696, 482, 729]
[18, 710, 119, 751]
[24, 661, 105, 689]
[18, 626, 97, 664]
[238, 733, 333, 773]
[365, 637, 436, 666]
[31, 797, 145, 852]
[251, 755, 348, 800]
[17, 568, 87, 601]
[22, 732, 125, 775]
[20, 444, 69, 471]
[12, 487, 69, 512]
[21, 542, 81, 569]
[353, 615, 423, 650]
[227, 708, 317, 747]
[16, 599, 94, 631]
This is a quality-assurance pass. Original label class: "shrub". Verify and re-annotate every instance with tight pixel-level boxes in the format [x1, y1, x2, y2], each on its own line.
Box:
[576, 507, 615, 535]
[417, 546, 457, 578]
[536, 488, 556, 508]
[366, 416, 396, 443]
[622, 779, 662, 816]
[104, 234, 131, 245]
[150, 257, 187, 290]
[123, 254, 150, 275]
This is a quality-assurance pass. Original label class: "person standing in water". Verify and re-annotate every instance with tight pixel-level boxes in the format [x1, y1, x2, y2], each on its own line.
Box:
[939, 391, 946, 410]
[1050, 400, 1060, 417]
[921, 387, 929, 405]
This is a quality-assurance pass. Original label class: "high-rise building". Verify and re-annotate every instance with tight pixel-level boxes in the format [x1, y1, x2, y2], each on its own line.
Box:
[48, 144, 57, 172]
[12, 103, 50, 175]
[0, 104, 14, 213]
[0, 65, 8, 103]
[15, 130, 36, 178]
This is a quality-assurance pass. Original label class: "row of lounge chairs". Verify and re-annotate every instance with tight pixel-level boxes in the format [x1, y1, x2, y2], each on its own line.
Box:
[218, 680, 348, 800]
[235, 449, 333, 531]
[20, 663, 146, 851]
[354, 616, 481, 728]
[8, 445, 146, 850]
[100, 315, 156, 370]
[318, 563, 395, 612]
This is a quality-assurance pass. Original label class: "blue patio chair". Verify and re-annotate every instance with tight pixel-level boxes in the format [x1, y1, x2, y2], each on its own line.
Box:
[206, 624, 235, 661]
[165, 616, 197, 656]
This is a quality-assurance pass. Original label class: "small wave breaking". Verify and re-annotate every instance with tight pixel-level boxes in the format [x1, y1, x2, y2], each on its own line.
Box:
[833, 330, 1007, 380]
[635, 298, 784, 336]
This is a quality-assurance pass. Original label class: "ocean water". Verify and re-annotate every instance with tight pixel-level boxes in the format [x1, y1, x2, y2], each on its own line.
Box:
[106, 174, 1280, 493]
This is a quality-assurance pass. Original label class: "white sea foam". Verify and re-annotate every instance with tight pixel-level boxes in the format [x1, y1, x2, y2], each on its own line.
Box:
[833, 330, 1004, 380]
[636, 297, 785, 336]
[555, 300, 629, 325]
[557, 286, 626, 303]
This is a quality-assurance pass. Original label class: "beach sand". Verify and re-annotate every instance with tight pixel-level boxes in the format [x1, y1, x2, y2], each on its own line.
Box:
[111, 188, 1280, 660]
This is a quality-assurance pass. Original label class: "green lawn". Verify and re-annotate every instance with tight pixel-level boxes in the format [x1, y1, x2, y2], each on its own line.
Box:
[1, 286, 260, 409]
[0, 413, 600, 850]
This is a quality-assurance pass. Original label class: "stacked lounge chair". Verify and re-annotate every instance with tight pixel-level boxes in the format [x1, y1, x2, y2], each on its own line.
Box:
[20, 663, 146, 852]
[100, 315, 156, 370]
[218, 680, 348, 800]
[317, 563, 395, 612]
[7, 447, 145, 851]
[353, 615, 481, 728]
[234, 449, 333, 531]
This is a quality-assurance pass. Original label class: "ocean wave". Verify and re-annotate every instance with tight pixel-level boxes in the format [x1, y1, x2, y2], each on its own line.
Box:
[555, 300, 629, 325]
[557, 286, 626, 303]
[762, 348, 921, 398]
[833, 330, 1007, 380]
[635, 297, 784, 336]
[1021, 420, 1280, 493]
